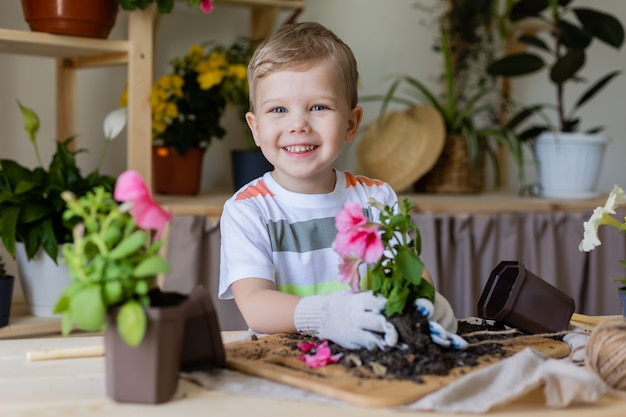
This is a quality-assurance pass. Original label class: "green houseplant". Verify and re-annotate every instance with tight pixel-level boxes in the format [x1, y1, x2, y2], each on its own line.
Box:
[55, 170, 187, 403]
[487, 0, 624, 198]
[363, 1, 525, 193]
[0, 102, 124, 316]
[0, 102, 123, 262]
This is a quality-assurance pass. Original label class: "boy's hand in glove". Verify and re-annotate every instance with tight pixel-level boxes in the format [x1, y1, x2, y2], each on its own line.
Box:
[415, 292, 467, 349]
[294, 290, 398, 350]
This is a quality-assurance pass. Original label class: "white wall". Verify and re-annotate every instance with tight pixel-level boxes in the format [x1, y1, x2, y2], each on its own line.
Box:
[1, 0, 624, 194]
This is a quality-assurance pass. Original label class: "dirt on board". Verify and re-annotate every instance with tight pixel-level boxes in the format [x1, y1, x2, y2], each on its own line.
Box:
[223, 310, 570, 407]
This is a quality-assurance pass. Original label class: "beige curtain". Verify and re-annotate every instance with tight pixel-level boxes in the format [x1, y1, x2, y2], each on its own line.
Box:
[164, 211, 625, 331]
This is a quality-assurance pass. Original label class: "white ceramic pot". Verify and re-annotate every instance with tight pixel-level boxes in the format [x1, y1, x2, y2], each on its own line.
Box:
[535, 132, 608, 199]
[15, 243, 71, 317]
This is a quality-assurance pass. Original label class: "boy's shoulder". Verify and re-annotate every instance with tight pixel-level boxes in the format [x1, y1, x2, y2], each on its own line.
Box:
[342, 171, 388, 189]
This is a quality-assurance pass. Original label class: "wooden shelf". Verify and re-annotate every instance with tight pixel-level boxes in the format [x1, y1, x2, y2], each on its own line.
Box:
[0, 302, 62, 340]
[0, 28, 129, 64]
[156, 190, 607, 217]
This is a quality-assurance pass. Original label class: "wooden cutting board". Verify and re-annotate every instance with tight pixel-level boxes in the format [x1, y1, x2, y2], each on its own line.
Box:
[224, 333, 569, 408]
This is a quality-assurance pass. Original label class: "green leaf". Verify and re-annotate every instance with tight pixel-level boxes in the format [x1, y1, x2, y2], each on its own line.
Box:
[133, 255, 170, 277]
[572, 70, 621, 112]
[487, 53, 544, 77]
[385, 286, 410, 317]
[574, 8, 625, 48]
[16, 100, 40, 143]
[117, 300, 147, 347]
[0, 206, 19, 256]
[108, 230, 147, 260]
[550, 49, 585, 84]
[103, 281, 124, 305]
[395, 247, 424, 286]
[68, 284, 106, 332]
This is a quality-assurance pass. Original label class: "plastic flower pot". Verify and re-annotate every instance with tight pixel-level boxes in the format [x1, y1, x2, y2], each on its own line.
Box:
[477, 261, 575, 334]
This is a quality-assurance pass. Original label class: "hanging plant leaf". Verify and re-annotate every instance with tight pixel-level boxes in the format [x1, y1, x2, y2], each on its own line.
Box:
[575, 8, 625, 48]
[487, 53, 545, 77]
[550, 49, 585, 84]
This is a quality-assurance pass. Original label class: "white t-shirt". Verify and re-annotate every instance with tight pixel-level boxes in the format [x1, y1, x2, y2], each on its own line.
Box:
[218, 170, 398, 300]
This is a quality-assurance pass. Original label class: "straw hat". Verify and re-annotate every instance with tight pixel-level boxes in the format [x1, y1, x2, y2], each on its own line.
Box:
[356, 105, 445, 192]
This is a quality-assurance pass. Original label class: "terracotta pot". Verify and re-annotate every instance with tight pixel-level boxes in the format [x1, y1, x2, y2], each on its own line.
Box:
[104, 291, 187, 404]
[152, 146, 206, 195]
[21, 0, 119, 39]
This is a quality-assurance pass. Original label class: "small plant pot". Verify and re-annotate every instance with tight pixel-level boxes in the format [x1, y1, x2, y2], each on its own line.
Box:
[0, 275, 15, 328]
[477, 261, 575, 334]
[231, 149, 273, 191]
[619, 288, 626, 317]
[104, 291, 187, 404]
[21, 0, 119, 38]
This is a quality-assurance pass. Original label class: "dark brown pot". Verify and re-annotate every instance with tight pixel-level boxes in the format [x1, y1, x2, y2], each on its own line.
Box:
[477, 261, 575, 334]
[21, 0, 118, 39]
[104, 293, 187, 404]
[0, 275, 15, 328]
[152, 146, 206, 196]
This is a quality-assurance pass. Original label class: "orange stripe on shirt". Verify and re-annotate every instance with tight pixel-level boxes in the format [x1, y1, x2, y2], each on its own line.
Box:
[235, 179, 275, 201]
[344, 172, 385, 188]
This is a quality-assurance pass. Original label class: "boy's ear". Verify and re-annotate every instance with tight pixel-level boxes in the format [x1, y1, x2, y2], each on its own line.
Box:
[245, 112, 260, 146]
[345, 106, 363, 143]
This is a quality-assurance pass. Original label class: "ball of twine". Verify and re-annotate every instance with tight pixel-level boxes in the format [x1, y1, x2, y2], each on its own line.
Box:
[586, 318, 626, 391]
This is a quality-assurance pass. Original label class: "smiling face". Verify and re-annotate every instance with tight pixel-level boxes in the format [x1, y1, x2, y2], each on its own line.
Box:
[245, 59, 363, 194]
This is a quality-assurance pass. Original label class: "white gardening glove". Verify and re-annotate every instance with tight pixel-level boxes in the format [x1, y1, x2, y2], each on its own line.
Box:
[294, 290, 398, 350]
[415, 292, 467, 349]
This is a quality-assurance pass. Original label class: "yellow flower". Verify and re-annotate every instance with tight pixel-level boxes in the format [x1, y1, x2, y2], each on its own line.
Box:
[197, 70, 225, 90]
[228, 64, 247, 80]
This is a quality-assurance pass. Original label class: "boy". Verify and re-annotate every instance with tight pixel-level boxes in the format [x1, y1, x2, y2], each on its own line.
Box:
[219, 22, 456, 350]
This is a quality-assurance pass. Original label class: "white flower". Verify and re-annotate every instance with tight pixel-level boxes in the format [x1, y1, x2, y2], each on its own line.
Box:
[579, 185, 626, 252]
[103, 107, 127, 141]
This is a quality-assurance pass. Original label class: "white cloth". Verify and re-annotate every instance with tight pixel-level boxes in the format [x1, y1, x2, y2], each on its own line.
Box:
[408, 347, 607, 412]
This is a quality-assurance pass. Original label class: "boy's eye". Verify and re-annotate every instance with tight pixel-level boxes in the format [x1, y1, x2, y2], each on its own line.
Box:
[311, 105, 327, 111]
[270, 107, 287, 113]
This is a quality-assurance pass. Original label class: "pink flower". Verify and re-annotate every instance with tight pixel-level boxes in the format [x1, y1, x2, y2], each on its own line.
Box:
[335, 201, 367, 233]
[114, 170, 149, 202]
[130, 197, 172, 239]
[334, 224, 383, 264]
[114, 170, 172, 238]
[296, 341, 319, 353]
[200, 0, 213, 13]
[298, 341, 343, 368]
[338, 255, 362, 292]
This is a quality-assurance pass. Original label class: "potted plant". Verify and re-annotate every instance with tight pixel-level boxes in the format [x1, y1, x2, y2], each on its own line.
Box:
[487, 0, 624, 198]
[0, 252, 15, 328]
[0, 102, 125, 317]
[362, 1, 525, 193]
[55, 171, 179, 403]
[120, 37, 254, 195]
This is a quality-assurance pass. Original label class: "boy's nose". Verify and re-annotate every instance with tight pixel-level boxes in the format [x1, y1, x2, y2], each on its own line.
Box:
[288, 111, 311, 133]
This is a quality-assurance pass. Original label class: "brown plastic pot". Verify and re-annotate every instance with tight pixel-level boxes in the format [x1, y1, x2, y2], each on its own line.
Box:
[104, 292, 187, 404]
[180, 286, 225, 372]
[477, 261, 575, 334]
[21, 0, 119, 39]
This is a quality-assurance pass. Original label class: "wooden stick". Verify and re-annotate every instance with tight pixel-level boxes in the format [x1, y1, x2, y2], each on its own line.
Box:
[27, 344, 104, 362]
[570, 313, 605, 326]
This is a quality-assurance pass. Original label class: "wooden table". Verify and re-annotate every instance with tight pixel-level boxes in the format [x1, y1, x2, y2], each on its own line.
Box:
[1, 330, 625, 416]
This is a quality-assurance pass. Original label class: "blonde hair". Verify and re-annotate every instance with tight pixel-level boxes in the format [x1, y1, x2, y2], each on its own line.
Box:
[247, 22, 359, 111]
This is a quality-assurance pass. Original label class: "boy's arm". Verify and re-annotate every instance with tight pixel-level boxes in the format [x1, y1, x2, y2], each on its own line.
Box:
[231, 277, 300, 334]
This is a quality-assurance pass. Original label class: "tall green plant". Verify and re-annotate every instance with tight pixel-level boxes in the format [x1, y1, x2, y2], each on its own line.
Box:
[488, 0, 624, 135]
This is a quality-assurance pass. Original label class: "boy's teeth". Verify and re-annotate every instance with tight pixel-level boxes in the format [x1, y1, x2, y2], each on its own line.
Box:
[285, 145, 316, 153]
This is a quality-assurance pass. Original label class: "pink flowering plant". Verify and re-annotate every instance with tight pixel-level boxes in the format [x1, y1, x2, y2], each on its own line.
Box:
[54, 170, 173, 347]
[334, 198, 434, 317]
